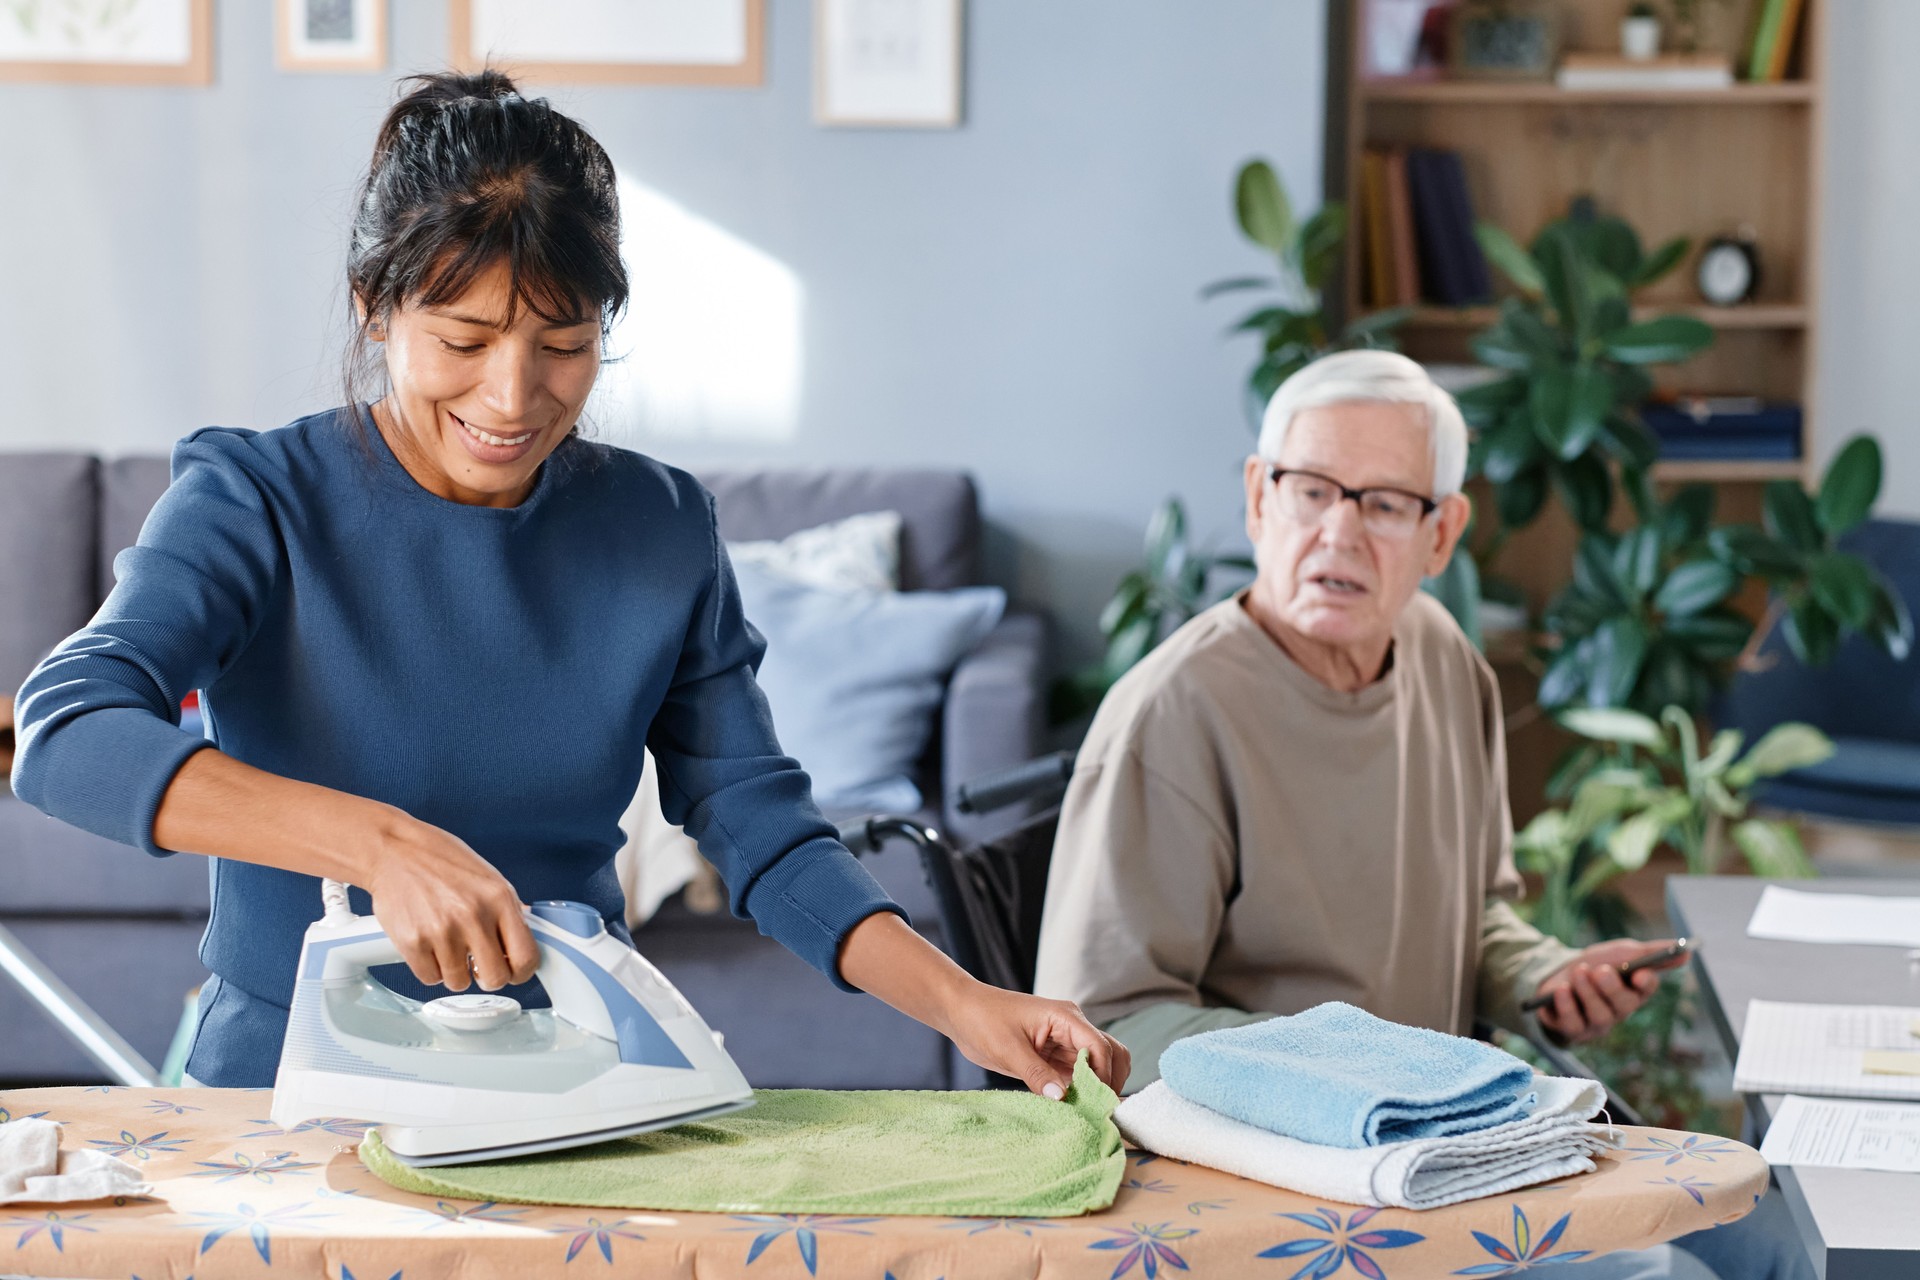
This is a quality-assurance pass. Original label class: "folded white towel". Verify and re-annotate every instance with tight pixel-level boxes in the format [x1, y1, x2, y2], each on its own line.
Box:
[0, 1118, 150, 1206]
[1114, 1074, 1622, 1210]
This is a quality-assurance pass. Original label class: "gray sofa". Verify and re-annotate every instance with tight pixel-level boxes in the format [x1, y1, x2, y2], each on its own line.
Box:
[0, 453, 1044, 1089]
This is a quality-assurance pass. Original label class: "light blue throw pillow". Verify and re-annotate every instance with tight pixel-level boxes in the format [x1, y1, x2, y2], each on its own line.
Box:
[733, 559, 1005, 813]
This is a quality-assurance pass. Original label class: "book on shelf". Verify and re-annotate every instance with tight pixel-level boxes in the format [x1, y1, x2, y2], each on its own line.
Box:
[1746, 0, 1807, 83]
[1360, 148, 1394, 308]
[1644, 398, 1802, 461]
[1404, 147, 1491, 307]
[1555, 53, 1734, 91]
[1382, 149, 1421, 307]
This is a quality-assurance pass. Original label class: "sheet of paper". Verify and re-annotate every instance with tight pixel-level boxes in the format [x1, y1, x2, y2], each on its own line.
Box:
[1733, 1001, 1920, 1100]
[1746, 885, 1920, 948]
[1760, 1094, 1920, 1172]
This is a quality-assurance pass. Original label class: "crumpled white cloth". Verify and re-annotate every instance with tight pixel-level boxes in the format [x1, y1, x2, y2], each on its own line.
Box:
[0, 1118, 149, 1205]
[616, 752, 715, 928]
[1114, 1074, 1623, 1210]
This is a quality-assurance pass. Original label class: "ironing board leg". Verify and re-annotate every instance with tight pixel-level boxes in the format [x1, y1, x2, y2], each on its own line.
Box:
[0, 921, 160, 1086]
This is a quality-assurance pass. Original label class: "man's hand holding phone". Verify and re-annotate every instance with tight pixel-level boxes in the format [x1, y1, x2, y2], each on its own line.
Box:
[1524, 938, 1695, 1044]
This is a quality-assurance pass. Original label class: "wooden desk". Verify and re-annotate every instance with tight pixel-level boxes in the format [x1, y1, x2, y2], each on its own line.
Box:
[1668, 875, 1920, 1280]
[0, 1084, 1765, 1278]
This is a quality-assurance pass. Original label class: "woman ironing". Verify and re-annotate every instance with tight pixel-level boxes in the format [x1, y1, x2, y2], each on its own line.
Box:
[11, 70, 1127, 1098]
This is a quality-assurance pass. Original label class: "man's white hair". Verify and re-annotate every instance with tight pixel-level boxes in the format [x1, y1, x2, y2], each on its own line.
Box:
[1256, 349, 1469, 497]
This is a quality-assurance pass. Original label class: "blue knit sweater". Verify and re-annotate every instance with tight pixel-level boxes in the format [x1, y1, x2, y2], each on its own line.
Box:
[11, 408, 902, 1063]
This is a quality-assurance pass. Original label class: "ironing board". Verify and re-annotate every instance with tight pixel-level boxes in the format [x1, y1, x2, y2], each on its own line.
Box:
[0, 1086, 1766, 1278]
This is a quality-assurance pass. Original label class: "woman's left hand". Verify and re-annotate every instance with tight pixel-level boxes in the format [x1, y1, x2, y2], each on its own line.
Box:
[941, 983, 1132, 1099]
[837, 911, 1130, 1099]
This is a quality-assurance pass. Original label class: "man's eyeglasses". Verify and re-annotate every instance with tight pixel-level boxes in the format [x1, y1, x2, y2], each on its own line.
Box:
[1266, 467, 1439, 540]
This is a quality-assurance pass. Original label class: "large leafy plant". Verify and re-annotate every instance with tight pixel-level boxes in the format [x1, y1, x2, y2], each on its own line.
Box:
[1205, 159, 1408, 424]
[1539, 437, 1912, 713]
[1051, 499, 1254, 724]
[1519, 705, 1832, 943]
[1513, 705, 1832, 1132]
[1458, 201, 1713, 536]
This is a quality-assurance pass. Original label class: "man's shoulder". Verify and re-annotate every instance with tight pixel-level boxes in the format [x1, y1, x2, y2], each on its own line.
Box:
[1082, 599, 1271, 759]
[1400, 590, 1495, 683]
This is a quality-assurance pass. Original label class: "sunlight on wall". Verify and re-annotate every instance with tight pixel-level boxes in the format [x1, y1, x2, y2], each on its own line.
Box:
[596, 175, 803, 446]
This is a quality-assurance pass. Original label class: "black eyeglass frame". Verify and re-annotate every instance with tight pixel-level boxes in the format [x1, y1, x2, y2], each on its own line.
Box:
[1265, 466, 1441, 522]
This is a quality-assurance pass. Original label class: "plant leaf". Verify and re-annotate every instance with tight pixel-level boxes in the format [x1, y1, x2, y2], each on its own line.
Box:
[1655, 560, 1739, 618]
[1199, 275, 1275, 299]
[1867, 570, 1916, 660]
[1737, 723, 1836, 779]
[1601, 315, 1715, 365]
[1298, 204, 1348, 292]
[1552, 454, 1614, 533]
[1629, 236, 1691, 289]
[1708, 525, 1803, 579]
[1815, 435, 1883, 536]
[1783, 596, 1840, 666]
[1614, 527, 1663, 599]
[1476, 222, 1545, 295]
[1607, 805, 1672, 871]
[1763, 481, 1823, 553]
[1660, 485, 1717, 549]
[1558, 707, 1663, 746]
[1589, 615, 1651, 707]
[1665, 608, 1753, 661]
[1809, 552, 1879, 630]
[1731, 819, 1816, 879]
[1234, 159, 1294, 255]
[1496, 466, 1550, 529]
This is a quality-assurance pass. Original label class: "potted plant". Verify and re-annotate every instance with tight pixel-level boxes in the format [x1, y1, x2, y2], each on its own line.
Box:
[1621, 3, 1662, 59]
[1205, 158, 1410, 427]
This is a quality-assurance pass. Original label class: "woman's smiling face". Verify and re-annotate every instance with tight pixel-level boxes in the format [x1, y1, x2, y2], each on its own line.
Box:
[370, 256, 602, 508]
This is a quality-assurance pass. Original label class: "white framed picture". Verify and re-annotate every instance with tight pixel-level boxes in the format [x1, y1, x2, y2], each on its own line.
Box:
[815, 0, 963, 128]
[278, 0, 386, 73]
[449, 0, 764, 87]
[0, 0, 212, 84]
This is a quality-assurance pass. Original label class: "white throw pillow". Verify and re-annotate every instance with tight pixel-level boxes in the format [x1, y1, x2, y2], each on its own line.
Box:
[727, 510, 902, 594]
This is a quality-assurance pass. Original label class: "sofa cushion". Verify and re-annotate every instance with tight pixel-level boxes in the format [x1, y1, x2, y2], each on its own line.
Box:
[697, 468, 978, 591]
[0, 454, 97, 695]
[736, 564, 1005, 812]
[0, 795, 210, 915]
[97, 456, 174, 593]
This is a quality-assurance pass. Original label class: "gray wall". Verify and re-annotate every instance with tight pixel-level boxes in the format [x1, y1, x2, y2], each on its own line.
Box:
[1819, 1, 1920, 519]
[0, 0, 1326, 668]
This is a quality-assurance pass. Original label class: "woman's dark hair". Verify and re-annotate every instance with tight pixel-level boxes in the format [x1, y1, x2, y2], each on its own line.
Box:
[343, 69, 628, 411]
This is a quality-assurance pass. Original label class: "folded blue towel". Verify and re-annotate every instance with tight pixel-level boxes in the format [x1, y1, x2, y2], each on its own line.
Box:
[1158, 1002, 1536, 1149]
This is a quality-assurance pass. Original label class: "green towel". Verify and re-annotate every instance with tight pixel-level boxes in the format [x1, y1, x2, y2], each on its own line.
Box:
[361, 1056, 1124, 1217]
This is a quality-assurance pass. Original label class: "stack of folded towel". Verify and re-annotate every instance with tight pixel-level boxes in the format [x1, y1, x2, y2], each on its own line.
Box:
[1113, 1003, 1622, 1210]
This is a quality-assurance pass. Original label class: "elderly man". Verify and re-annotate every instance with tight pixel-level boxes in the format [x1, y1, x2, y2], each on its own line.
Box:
[1035, 350, 1805, 1280]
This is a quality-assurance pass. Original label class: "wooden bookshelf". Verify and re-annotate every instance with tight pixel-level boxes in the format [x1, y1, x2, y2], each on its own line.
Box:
[1327, 0, 1825, 817]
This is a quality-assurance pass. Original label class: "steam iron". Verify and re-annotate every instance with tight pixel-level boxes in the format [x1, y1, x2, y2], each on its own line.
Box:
[271, 879, 753, 1167]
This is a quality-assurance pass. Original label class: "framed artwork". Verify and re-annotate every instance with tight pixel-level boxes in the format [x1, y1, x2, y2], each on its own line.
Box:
[277, 0, 386, 73]
[0, 0, 212, 84]
[815, 0, 963, 128]
[448, 0, 763, 87]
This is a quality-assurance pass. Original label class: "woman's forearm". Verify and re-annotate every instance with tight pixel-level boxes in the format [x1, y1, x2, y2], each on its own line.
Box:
[835, 910, 976, 1034]
[151, 747, 394, 885]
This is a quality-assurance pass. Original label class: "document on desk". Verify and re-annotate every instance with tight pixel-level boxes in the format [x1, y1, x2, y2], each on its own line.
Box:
[1760, 1095, 1920, 1172]
[1733, 1001, 1920, 1100]
[1746, 884, 1920, 947]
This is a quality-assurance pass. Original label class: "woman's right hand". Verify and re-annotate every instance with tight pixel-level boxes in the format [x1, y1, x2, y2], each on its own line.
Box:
[362, 812, 542, 993]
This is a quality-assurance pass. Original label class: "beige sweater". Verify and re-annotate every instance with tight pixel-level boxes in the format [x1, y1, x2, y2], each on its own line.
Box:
[1034, 591, 1574, 1081]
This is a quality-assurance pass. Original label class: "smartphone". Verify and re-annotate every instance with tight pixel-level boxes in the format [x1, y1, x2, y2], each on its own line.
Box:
[1520, 937, 1695, 1014]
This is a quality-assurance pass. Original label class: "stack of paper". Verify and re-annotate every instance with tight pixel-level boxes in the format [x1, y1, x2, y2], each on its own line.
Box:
[1734, 1001, 1920, 1100]
[1747, 886, 1920, 948]
[1759, 1095, 1920, 1173]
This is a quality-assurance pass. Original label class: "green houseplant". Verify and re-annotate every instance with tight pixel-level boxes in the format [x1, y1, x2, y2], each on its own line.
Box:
[1457, 200, 1713, 538]
[1051, 500, 1254, 724]
[1206, 159, 1410, 426]
[1513, 705, 1833, 1129]
[1537, 438, 1913, 714]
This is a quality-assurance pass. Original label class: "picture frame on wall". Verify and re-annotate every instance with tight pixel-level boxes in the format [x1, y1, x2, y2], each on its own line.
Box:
[815, 0, 964, 128]
[448, 0, 764, 87]
[0, 0, 212, 84]
[278, 0, 387, 73]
